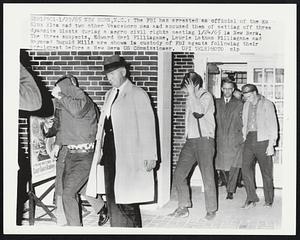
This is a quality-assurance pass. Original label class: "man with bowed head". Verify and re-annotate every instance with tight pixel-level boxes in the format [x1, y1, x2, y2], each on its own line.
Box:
[86, 55, 157, 227]
[49, 74, 108, 226]
[241, 84, 278, 209]
[169, 71, 217, 221]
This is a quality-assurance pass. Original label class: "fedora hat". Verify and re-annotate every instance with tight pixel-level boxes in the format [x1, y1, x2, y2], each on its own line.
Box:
[101, 55, 127, 74]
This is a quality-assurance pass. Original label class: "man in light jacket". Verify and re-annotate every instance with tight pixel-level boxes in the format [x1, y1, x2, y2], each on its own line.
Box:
[241, 84, 278, 209]
[86, 55, 157, 227]
[169, 71, 217, 221]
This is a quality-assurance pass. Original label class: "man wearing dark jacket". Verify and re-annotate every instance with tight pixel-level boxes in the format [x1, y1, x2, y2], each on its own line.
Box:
[215, 79, 244, 200]
[50, 74, 108, 226]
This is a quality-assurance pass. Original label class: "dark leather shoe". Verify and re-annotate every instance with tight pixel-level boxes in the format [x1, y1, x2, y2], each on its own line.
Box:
[98, 204, 109, 226]
[226, 192, 233, 200]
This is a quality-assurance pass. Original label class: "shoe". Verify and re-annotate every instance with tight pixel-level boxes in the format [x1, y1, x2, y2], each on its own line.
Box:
[226, 192, 233, 200]
[98, 204, 109, 226]
[204, 211, 216, 221]
[168, 207, 189, 218]
[241, 200, 257, 209]
[263, 202, 273, 208]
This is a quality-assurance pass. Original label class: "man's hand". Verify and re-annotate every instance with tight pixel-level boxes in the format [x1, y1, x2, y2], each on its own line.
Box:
[266, 143, 275, 156]
[144, 160, 156, 172]
[185, 79, 195, 97]
[51, 85, 62, 99]
[50, 144, 61, 160]
[44, 118, 54, 130]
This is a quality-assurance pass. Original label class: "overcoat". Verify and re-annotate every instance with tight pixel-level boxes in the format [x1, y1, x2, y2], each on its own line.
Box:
[215, 97, 243, 171]
[86, 80, 157, 204]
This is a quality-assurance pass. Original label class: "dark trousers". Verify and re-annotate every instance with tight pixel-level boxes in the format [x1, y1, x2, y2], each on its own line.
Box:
[242, 132, 274, 204]
[102, 117, 142, 227]
[220, 167, 240, 193]
[173, 137, 217, 213]
[62, 149, 104, 226]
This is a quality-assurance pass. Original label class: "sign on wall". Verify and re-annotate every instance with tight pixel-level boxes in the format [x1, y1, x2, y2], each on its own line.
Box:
[29, 116, 56, 184]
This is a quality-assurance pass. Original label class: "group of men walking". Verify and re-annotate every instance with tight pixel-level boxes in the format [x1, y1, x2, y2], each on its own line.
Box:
[26, 54, 278, 227]
[170, 72, 278, 221]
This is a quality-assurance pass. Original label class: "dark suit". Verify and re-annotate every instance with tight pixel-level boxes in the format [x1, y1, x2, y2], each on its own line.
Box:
[215, 96, 243, 193]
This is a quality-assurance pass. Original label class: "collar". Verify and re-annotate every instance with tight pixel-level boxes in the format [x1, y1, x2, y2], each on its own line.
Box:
[114, 79, 129, 94]
[195, 87, 206, 97]
[224, 97, 231, 102]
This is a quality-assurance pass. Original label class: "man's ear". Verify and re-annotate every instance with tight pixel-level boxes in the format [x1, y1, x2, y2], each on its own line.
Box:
[120, 67, 127, 77]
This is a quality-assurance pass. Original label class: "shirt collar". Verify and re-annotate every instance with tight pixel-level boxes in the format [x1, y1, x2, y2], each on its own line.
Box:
[195, 87, 205, 97]
[224, 97, 231, 102]
[114, 79, 128, 94]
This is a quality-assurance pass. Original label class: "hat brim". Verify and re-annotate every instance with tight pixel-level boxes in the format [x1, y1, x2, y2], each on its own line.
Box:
[101, 62, 127, 75]
[101, 66, 121, 75]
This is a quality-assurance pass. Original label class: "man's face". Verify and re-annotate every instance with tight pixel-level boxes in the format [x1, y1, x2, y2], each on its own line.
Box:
[221, 82, 234, 98]
[106, 67, 126, 88]
[243, 91, 257, 104]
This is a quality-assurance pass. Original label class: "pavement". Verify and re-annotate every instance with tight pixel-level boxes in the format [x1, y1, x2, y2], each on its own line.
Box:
[21, 185, 281, 230]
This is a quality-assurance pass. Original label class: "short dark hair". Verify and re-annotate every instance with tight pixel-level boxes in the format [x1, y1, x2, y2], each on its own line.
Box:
[221, 78, 235, 88]
[242, 84, 258, 94]
[180, 71, 203, 89]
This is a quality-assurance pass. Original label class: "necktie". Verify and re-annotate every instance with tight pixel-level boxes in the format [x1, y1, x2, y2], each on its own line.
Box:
[110, 89, 119, 115]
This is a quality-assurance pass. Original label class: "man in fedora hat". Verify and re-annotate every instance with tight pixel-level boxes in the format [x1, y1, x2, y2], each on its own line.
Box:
[86, 55, 157, 227]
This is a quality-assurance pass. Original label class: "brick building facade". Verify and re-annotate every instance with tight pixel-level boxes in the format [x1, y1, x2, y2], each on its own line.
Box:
[19, 50, 196, 179]
[19, 50, 158, 161]
[171, 52, 194, 171]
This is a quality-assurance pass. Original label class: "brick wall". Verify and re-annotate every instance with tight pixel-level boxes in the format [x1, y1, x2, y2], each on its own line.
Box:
[19, 50, 158, 160]
[171, 52, 194, 171]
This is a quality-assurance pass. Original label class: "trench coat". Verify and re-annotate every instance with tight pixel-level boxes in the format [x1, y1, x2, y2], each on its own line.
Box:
[215, 97, 243, 171]
[86, 80, 157, 204]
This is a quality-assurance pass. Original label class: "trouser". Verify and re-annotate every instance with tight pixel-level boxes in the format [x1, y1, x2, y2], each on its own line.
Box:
[242, 132, 274, 204]
[102, 117, 142, 227]
[219, 167, 240, 193]
[61, 147, 104, 226]
[173, 137, 217, 213]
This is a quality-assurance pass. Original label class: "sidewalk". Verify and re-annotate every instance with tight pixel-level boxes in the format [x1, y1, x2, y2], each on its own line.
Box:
[22, 186, 282, 230]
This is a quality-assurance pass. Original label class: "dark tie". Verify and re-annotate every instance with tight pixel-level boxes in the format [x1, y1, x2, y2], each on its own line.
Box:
[110, 89, 119, 115]
[112, 89, 119, 105]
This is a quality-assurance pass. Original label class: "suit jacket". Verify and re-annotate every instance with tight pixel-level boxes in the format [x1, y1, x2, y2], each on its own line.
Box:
[86, 80, 157, 204]
[215, 96, 244, 170]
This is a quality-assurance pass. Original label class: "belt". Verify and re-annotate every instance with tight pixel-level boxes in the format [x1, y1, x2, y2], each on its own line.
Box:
[68, 148, 94, 154]
[67, 142, 95, 150]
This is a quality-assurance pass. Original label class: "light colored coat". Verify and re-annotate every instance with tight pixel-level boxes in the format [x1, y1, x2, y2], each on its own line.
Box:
[86, 80, 157, 204]
[242, 95, 278, 145]
[215, 97, 244, 170]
